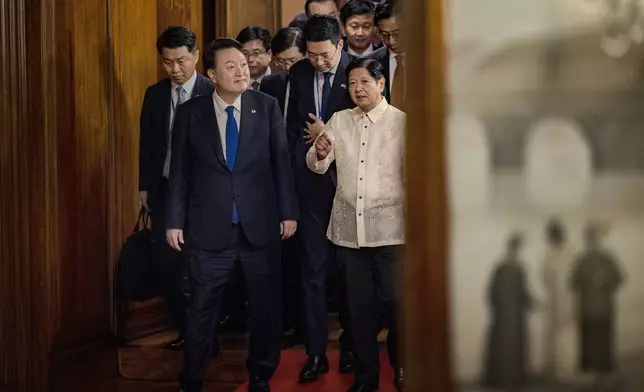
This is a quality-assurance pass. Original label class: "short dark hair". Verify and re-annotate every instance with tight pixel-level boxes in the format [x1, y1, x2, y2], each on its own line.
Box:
[374, 0, 395, 25]
[340, 0, 375, 25]
[304, 14, 342, 45]
[271, 27, 306, 55]
[305, 0, 337, 17]
[345, 57, 385, 80]
[236, 26, 272, 52]
[204, 38, 244, 70]
[156, 26, 197, 55]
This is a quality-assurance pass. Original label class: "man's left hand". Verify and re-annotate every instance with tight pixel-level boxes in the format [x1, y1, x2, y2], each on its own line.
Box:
[303, 113, 325, 144]
[280, 220, 297, 239]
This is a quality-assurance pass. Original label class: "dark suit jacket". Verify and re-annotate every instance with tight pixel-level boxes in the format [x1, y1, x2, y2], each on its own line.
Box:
[285, 51, 356, 170]
[166, 89, 299, 251]
[138, 74, 213, 191]
[365, 46, 391, 102]
[260, 72, 289, 114]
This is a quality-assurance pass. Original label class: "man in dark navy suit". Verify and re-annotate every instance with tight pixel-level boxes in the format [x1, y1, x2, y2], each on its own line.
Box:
[365, 0, 405, 107]
[166, 38, 299, 392]
[285, 14, 356, 383]
[138, 26, 213, 350]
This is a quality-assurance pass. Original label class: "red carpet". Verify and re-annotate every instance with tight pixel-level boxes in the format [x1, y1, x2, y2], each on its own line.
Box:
[234, 350, 396, 392]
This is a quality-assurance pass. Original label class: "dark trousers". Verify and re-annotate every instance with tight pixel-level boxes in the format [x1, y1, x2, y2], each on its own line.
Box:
[296, 168, 353, 356]
[179, 225, 282, 391]
[338, 245, 403, 386]
[282, 234, 303, 334]
[149, 180, 189, 333]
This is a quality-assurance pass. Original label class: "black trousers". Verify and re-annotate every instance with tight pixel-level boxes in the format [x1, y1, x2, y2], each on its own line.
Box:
[179, 225, 282, 391]
[296, 168, 353, 356]
[148, 180, 189, 333]
[282, 234, 303, 335]
[338, 245, 403, 386]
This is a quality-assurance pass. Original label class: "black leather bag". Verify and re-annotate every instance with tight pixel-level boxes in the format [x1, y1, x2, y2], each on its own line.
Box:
[116, 207, 160, 301]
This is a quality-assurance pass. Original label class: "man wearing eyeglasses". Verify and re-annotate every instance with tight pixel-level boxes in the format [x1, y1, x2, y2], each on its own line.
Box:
[285, 14, 357, 384]
[237, 26, 273, 90]
[366, 0, 405, 109]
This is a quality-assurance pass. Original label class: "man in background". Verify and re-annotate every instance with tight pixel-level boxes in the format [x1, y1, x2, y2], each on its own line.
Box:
[237, 26, 272, 90]
[138, 26, 213, 351]
[286, 14, 356, 383]
[340, 0, 381, 57]
[367, 0, 405, 107]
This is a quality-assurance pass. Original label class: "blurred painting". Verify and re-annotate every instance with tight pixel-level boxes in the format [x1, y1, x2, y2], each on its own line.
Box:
[447, 0, 644, 390]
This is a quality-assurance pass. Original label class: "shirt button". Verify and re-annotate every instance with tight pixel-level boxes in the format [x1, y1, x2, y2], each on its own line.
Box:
[364, 125, 367, 128]
[360, 178, 363, 180]
[359, 196, 362, 199]
[361, 160, 364, 163]
[359, 213, 362, 216]
[362, 143, 365, 145]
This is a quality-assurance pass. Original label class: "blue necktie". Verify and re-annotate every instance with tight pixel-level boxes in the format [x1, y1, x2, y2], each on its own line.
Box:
[320, 72, 332, 121]
[225, 106, 240, 224]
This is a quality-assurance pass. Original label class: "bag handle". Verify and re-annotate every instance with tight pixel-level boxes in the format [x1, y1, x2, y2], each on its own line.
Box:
[133, 206, 151, 232]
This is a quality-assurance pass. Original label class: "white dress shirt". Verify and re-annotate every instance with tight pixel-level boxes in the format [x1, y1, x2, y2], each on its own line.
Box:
[212, 90, 242, 161]
[348, 43, 375, 58]
[306, 98, 406, 249]
[164, 71, 198, 177]
[313, 60, 340, 119]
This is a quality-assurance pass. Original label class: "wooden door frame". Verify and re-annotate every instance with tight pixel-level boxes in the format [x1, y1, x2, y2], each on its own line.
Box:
[403, 0, 452, 390]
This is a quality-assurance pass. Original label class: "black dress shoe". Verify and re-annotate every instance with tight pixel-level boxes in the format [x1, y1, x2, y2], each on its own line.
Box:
[394, 367, 408, 392]
[298, 355, 329, 383]
[248, 376, 270, 392]
[339, 350, 355, 374]
[347, 382, 378, 392]
[166, 335, 185, 350]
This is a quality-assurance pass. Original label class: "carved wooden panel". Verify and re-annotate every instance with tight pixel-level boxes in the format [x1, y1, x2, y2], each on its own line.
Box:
[216, 0, 281, 37]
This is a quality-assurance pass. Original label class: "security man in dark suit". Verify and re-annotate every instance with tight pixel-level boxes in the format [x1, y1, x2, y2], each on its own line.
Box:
[365, 0, 405, 107]
[286, 14, 356, 383]
[166, 38, 298, 392]
[138, 26, 213, 350]
[260, 26, 307, 345]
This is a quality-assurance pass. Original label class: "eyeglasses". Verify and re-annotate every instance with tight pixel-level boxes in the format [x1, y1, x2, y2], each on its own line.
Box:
[307, 46, 339, 62]
[379, 30, 402, 42]
[242, 50, 268, 59]
[274, 56, 302, 67]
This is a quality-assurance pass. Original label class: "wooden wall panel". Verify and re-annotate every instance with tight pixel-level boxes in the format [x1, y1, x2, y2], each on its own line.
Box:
[52, 0, 112, 349]
[216, 0, 281, 37]
[109, 0, 171, 342]
[1, 0, 55, 390]
[157, 0, 203, 78]
[403, 0, 452, 391]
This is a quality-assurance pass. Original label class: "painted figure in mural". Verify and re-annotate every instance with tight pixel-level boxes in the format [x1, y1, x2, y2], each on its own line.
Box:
[542, 218, 579, 385]
[570, 224, 624, 387]
[483, 233, 534, 388]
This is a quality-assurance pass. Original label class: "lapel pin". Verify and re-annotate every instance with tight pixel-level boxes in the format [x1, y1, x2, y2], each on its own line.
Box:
[251, 109, 256, 113]
[341, 84, 346, 89]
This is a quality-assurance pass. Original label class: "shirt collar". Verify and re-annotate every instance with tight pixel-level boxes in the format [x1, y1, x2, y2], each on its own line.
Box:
[347, 44, 374, 57]
[354, 96, 389, 124]
[389, 51, 405, 60]
[213, 89, 242, 113]
[171, 70, 198, 96]
[252, 67, 272, 85]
